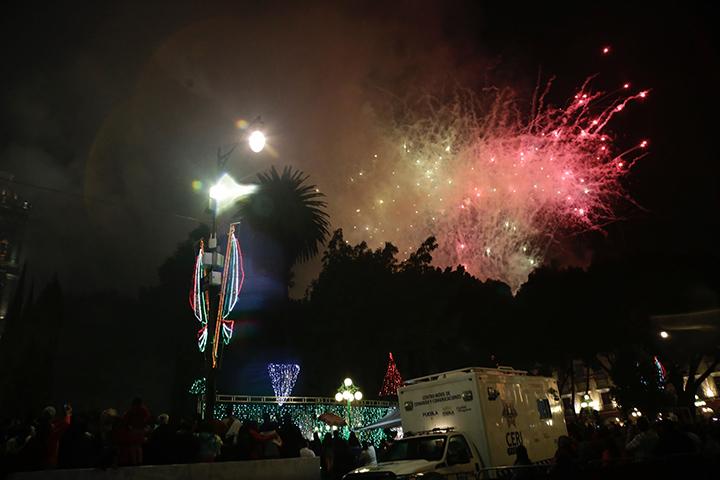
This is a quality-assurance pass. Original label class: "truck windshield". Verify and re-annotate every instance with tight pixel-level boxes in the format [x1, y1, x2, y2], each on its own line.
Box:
[381, 435, 446, 462]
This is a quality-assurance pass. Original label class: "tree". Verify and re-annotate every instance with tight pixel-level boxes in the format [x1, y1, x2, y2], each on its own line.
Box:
[379, 352, 403, 397]
[0, 275, 63, 416]
[303, 229, 513, 393]
[138, 224, 209, 416]
[237, 166, 329, 294]
[600, 347, 670, 417]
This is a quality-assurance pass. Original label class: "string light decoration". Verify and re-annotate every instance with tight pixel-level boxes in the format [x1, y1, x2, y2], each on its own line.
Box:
[379, 352, 403, 397]
[346, 62, 649, 291]
[189, 239, 209, 352]
[190, 225, 246, 362]
[189, 377, 207, 395]
[221, 227, 245, 323]
[214, 402, 392, 445]
[268, 364, 301, 405]
[654, 356, 667, 388]
[211, 224, 245, 366]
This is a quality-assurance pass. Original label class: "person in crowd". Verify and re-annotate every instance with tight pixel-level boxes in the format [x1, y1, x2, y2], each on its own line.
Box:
[34, 404, 72, 468]
[246, 420, 281, 459]
[358, 440, 377, 466]
[550, 435, 578, 479]
[97, 408, 120, 468]
[223, 411, 242, 447]
[260, 413, 277, 433]
[2, 421, 34, 472]
[332, 430, 353, 479]
[145, 413, 174, 465]
[700, 424, 720, 458]
[348, 431, 362, 466]
[625, 417, 658, 461]
[57, 412, 98, 469]
[300, 439, 316, 458]
[235, 421, 253, 460]
[279, 413, 303, 457]
[320, 432, 335, 479]
[119, 398, 150, 466]
[196, 421, 223, 462]
[654, 419, 694, 457]
[173, 418, 199, 464]
[310, 431, 322, 457]
[600, 435, 622, 468]
[511, 444, 533, 479]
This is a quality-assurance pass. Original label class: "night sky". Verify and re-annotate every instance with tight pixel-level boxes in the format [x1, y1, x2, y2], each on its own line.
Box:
[1, 1, 718, 296]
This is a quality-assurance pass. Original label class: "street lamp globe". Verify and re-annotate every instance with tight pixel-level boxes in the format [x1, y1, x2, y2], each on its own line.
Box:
[344, 378, 353, 387]
[659, 330, 670, 339]
[248, 130, 266, 153]
[335, 392, 343, 402]
[354, 391, 363, 401]
[343, 390, 353, 401]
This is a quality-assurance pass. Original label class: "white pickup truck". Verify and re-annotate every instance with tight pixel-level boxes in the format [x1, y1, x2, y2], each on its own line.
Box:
[345, 367, 567, 479]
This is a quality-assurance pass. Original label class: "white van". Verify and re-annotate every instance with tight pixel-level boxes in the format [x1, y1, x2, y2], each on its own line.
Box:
[345, 367, 567, 479]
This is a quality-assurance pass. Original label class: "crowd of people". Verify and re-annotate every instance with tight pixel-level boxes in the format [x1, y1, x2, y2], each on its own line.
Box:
[0, 398, 381, 478]
[3, 399, 720, 479]
[513, 416, 720, 478]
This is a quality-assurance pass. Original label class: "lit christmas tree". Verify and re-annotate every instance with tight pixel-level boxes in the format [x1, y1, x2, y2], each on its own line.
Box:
[379, 352, 403, 397]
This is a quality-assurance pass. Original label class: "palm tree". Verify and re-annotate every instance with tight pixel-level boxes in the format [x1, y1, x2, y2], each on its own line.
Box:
[237, 166, 329, 294]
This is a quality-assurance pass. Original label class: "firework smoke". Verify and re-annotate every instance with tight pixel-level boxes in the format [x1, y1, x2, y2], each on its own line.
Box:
[345, 78, 648, 291]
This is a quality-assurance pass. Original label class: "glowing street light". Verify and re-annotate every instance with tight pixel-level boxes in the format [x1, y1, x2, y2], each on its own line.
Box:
[209, 173, 258, 213]
[659, 330, 670, 339]
[336, 377, 363, 429]
[248, 129, 266, 153]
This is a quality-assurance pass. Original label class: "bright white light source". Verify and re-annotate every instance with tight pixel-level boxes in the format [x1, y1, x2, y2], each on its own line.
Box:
[342, 390, 353, 401]
[248, 130, 266, 153]
[344, 378, 353, 387]
[209, 173, 257, 212]
[335, 392, 343, 402]
[659, 330, 669, 339]
[354, 391, 363, 401]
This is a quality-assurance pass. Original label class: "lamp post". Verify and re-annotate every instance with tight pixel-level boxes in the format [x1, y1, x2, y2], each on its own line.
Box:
[193, 123, 265, 420]
[335, 377, 363, 431]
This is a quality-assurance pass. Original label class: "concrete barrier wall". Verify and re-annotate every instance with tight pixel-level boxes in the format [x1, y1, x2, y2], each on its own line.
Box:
[10, 457, 321, 480]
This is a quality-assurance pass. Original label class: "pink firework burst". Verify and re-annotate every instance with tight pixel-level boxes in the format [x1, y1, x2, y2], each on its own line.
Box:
[347, 77, 649, 292]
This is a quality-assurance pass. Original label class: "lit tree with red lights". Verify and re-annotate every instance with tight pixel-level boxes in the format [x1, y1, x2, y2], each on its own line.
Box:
[379, 352, 403, 397]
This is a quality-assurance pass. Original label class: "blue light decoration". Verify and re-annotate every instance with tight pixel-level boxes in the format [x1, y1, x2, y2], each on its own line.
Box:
[268, 364, 301, 405]
[189, 239, 209, 352]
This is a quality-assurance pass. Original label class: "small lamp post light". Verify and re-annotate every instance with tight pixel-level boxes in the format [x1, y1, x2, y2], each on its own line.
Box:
[659, 330, 670, 339]
[336, 377, 363, 430]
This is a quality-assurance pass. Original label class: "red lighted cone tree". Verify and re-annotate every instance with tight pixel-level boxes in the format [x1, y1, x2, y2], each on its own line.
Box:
[379, 352, 403, 397]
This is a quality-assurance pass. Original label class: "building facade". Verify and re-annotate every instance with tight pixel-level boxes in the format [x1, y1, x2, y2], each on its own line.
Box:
[0, 179, 31, 338]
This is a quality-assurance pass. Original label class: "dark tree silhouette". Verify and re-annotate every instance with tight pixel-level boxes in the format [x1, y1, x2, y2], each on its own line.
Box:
[238, 166, 329, 292]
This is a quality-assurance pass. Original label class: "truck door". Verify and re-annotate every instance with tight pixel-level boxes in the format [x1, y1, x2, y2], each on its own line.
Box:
[437, 434, 478, 480]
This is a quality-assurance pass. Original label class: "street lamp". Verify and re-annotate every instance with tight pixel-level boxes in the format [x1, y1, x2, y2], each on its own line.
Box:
[336, 377, 363, 430]
[659, 330, 670, 339]
[248, 130, 266, 153]
[192, 120, 266, 420]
